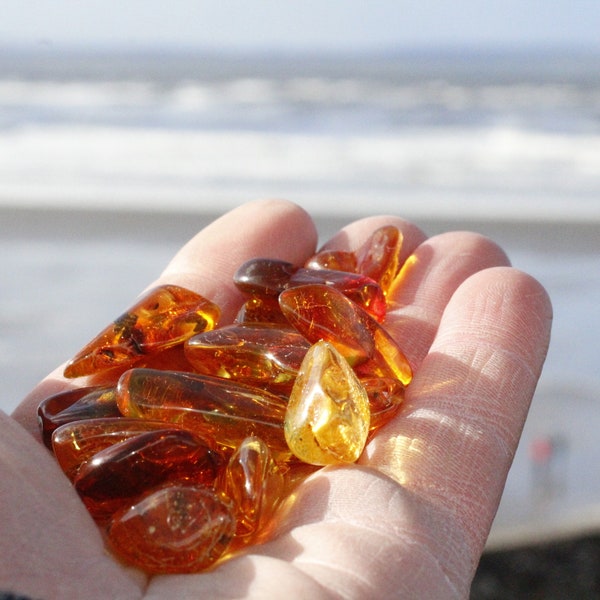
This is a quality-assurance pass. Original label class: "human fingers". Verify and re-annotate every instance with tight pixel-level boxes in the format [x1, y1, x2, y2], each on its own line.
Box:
[12, 199, 318, 437]
[0, 410, 146, 599]
[363, 266, 552, 594]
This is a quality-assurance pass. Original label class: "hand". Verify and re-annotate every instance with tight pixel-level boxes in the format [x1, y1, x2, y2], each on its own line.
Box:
[2, 199, 552, 599]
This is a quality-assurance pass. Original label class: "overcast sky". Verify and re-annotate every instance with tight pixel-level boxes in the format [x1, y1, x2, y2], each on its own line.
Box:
[2, 0, 599, 53]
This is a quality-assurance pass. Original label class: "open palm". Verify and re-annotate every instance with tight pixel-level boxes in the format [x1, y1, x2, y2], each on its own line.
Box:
[2, 200, 552, 599]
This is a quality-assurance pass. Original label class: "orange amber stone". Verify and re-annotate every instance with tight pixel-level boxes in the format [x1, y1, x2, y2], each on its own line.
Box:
[361, 377, 405, 432]
[221, 436, 285, 545]
[37, 386, 119, 448]
[279, 284, 412, 385]
[304, 249, 357, 273]
[234, 295, 289, 324]
[107, 484, 235, 574]
[287, 267, 386, 321]
[52, 417, 186, 481]
[285, 341, 371, 465]
[185, 323, 310, 393]
[64, 285, 220, 378]
[74, 428, 223, 522]
[117, 368, 289, 455]
[356, 225, 403, 294]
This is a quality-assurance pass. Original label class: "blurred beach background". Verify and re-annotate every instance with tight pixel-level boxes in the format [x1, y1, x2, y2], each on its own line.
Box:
[1, 2, 599, 596]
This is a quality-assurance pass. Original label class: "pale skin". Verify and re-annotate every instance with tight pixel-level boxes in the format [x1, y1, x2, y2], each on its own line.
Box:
[1, 199, 552, 599]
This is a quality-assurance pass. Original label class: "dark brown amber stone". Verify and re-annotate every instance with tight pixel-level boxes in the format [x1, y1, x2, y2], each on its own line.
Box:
[221, 436, 285, 546]
[37, 386, 119, 448]
[107, 484, 235, 574]
[185, 323, 310, 393]
[74, 428, 223, 522]
[117, 368, 290, 455]
[287, 267, 386, 321]
[64, 285, 220, 378]
[52, 417, 184, 481]
[233, 258, 297, 296]
[356, 226, 402, 294]
[279, 284, 412, 385]
[304, 249, 357, 273]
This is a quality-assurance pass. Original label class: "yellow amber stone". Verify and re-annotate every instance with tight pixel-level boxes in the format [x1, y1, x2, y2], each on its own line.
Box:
[284, 340, 370, 465]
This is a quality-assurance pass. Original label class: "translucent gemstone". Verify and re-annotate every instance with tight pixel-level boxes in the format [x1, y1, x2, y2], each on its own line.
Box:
[117, 368, 289, 455]
[233, 258, 297, 296]
[107, 484, 235, 574]
[360, 377, 405, 432]
[284, 340, 371, 465]
[63, 285, 221, 378]
[185, 323, 310, 393]
[220, 436, 285, 545]
[52, 417, 185, 481]
[74, 428, 223, 522]
[37, 386, 119, 448]
[279, 284, 412, 385]
[304, 249, 357, 273]
[287, 267, 386, 321]
[234, 296, 289, 324]
[356, 226, 402, 294]
[136, 344, 196, 372]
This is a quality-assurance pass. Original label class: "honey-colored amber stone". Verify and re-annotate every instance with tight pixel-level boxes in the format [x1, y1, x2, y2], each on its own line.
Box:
[221, 436, 285, 545]
[185, 323, 310, 393]
[287, 267, 386, 321]
[137, 344, 196, 372]
[107, 484, 235, 574]
[284, 341, 371, 465]
[233, 258, 297, 296]
[234, 295, 289, 324]
[37, 386, 119, 448]
[74, 428, 223, 522]
[304, 249, 357, 273]
[360, 377, 405, 432]
[117, 368, 289, 455]
[279, 284, 412, 385]
[64, 285, 220, 378]
[356, 226, 402, 294]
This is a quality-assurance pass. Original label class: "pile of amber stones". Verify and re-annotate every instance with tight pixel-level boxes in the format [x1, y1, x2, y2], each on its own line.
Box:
[37, 225, 412, 574]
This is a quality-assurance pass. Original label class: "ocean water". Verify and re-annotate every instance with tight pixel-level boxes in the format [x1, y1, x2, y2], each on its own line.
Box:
[1, 48, 599, 219]
[1, 48, 599, 541]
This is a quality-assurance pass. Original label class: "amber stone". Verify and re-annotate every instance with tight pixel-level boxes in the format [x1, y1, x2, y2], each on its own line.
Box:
[117, 368, 289, 455]
[185, 323, 310, 393]
[64, 285, 220, 378]
[52, 417, 183, 481]
[279, 284, 412, 385]
[137, 344, 195, 372]
[360, 377, 405, 432]
[356, 226, 402, 294]
[287, 267, 386, 321]
[37, 386, 119, 448]
[220, 436, 285, 545]
[233, 258, 297, 296]
[107, 484, 235, 574]
[284, 341, 371, 465]
[74, 428, 223, 522]
[234, 296, 289, 325]
[304, 249, 357, 273]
